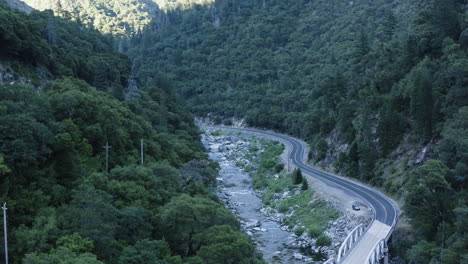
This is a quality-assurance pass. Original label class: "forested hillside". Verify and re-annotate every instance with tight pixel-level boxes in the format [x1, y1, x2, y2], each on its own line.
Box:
[2, 0, 467, 263]
[19, 0, 215, 37]
[126, 0, 467, 263]
[0, 1, 263, 263]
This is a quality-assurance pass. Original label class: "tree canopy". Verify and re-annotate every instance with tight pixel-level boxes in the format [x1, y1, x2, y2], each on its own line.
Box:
[0, 2, 263, 263]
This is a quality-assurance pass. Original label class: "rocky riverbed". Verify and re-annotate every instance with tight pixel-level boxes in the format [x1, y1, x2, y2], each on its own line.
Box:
[202, 129, 372, 263]
[203, 132, 307, 263]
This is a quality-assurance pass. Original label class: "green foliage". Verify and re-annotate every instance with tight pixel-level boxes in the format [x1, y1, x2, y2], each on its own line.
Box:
[13, 208, 60, 257]
[0, 5, 48, 64]
[294, 227, 305, 236]
[293, 168, 303, 185]
[23, 247, 104, 264]
[277, 202, 289, 213]
[409, 61, 434, 141]
[315, 139, 328, 162]
[1, 0, 466, 262]
[308, 227, 322, 238]
[278, 190, 313, 212]
[315, 234, 332, 248]
[179, 160, 219, 195]
[247, 140, 285, 190]
[301, 178, 309, 191]
[0, 80, 256, 262]
[402, 158, 467, 264]
[119, 239, 171, 264]
[240, 138, 338, 242]
[406, 240, 439, 264]
[126, 86, 203, 156]
[0, 154, 10, 175]
[0, 4, 260, 264]
[108, 162, 183, 207]
[262, 172, 295, 207]
[274, 163, 284, 173]
[404, 160, 453, 240]
[127, 0, 466, 200]
[0, 4, 130, 94]
[56, 233, 94, 254]
[160, 194, 239, 257]
[0, 83, 54, 173]
[65, 184, 120, 259]
[281, 191, 339, 239]
[376, 106, 406, 156]
[21, 0, 215, 37]
[104, 0, 468, 261]
[436, 106, 468, 190]
[193, 225, 258, 264]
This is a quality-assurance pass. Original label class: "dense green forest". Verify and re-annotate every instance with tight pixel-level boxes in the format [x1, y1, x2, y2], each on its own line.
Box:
[19, 0, 215, 37]
[125, 0, 467, 263]
[1, 0, 467, 263]
[0, 1, 264, 263]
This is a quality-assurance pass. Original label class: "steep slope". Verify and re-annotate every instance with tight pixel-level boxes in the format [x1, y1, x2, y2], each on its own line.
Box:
[19, 0, 215, 37]
[3, 0, 32, 13]
[0, 2, 264, 263]
[126, 0, 467, 262]
[128, 0, 466, 178]
[6, 0, 466, 262]
[19, 0, 159, 36]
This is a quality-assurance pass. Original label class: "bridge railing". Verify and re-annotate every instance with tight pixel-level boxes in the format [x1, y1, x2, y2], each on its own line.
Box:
[364, 198, 399, 264]
[364, 238, 388, 264]
[336, 224, 366, 263]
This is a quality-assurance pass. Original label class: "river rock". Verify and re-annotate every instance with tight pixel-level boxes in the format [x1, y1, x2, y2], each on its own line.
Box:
[252, 227, 267, 232]
[293, 253, 304, 260]
[244, 219, 261, 228]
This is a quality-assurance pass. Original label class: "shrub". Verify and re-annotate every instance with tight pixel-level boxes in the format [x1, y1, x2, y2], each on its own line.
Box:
[316, 234, 332, 247]
[308, 226, 322, 238]
[261, 158, 276, 169]
[277, 203, 289, 213]
[294, 227, 305, 236]
[274, 163, 284, 173]
[301, 179, 309, 190]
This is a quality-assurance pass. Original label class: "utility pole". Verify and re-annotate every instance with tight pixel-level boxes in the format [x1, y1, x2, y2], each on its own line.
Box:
[140, 138, 144, 165]
[2, 203, 8, 264]
[103, 141, 112, 173]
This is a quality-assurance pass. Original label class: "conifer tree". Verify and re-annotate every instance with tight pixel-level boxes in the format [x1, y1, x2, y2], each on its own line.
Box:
[293, 168, 303, 185]
[301, 178, 309, 191]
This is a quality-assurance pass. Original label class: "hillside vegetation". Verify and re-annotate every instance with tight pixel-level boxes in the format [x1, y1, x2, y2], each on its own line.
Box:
[2, 0, 467, 263]
[0, 1, 263, 263]
[126, 0, 467, 263]
[20, 0, 215, 37]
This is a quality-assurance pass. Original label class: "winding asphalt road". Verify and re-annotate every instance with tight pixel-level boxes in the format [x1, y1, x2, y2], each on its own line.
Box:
[205, 126, 399, 263]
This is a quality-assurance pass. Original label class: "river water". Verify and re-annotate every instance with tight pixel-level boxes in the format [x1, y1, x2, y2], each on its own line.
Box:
[203, 134, 307, 264]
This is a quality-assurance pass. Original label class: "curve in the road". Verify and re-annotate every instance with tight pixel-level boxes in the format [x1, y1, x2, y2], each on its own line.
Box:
[209, 126, 398, 228]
